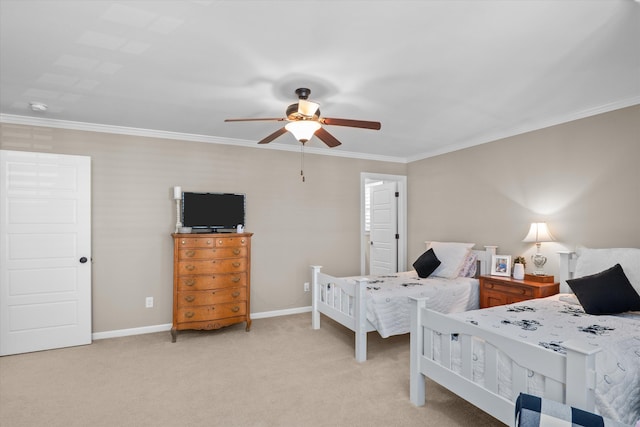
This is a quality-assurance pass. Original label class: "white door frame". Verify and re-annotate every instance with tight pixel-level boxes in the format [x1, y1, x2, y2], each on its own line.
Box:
[360, 172, 407, 275]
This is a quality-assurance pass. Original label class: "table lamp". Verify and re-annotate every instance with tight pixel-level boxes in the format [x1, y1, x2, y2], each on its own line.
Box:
[173, 186, 182, 233]
[522, 222, 554, 275]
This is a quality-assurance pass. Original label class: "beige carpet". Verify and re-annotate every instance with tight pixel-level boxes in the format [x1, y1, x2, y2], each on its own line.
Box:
[0, 313, 504, 427]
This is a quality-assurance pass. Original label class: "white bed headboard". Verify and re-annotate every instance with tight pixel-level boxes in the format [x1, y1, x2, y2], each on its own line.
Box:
[423, 242, 497, 277]
[558, 251, 577, 293]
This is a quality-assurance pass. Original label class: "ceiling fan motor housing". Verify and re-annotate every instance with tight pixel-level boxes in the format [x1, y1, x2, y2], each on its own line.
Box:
[286, 103, 320, 120]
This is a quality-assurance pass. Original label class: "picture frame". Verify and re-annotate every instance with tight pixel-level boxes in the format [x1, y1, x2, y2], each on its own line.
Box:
[491, 255, 512, 277]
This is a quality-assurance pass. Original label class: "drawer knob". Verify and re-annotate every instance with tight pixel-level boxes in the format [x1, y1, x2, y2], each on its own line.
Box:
[232, 291, 240, 298]
[231, 306, 240, 313]
[232, 262, 241, 268]
[181, 240, 186, 245]
[185, 311, 195, 318]
[185, 250, 195, 257]
[241, 239, 245, 244]
[185, 279, 195, 286]
[232, 276, 241, 283]
[233, 249, 241, 255]
[184, 295, 195, 303]
[206, 240, 211, 245]
[185, 265, 195, 271]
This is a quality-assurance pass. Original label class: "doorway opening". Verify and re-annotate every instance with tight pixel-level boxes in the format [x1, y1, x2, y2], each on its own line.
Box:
[360, 172, 407, 275]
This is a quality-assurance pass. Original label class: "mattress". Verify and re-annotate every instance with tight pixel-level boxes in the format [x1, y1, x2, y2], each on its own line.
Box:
[446, 295, 640, 425]
[343, 271, 479, 338]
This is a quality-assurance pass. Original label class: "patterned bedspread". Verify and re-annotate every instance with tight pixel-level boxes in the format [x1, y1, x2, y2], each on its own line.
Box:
[344, 271, 479, 338]
[447, 295, 640, 425]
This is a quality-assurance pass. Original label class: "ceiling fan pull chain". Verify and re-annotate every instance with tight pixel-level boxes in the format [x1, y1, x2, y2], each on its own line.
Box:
[301, 143, 305, 182]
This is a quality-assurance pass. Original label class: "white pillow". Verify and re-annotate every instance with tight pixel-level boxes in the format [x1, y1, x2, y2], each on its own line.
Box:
[428, 241, 475, 279]
[575, 247, 640, 295]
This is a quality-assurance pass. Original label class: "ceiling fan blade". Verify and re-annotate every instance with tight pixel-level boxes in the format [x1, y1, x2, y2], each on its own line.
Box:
[321, 117, 381, 130]
[225, 118, 286, 122]
[258, 127, 288, 144]
[314, 127, 342, 148]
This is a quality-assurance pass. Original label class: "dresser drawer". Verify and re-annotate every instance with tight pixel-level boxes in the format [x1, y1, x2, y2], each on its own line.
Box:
[178, 247, 247, 260]
[178, 258, 247, 275]
[177, 237, 215, 248]
[175, 317, 247, 332]
[177, 288, 246, 307]
[177, 273, 246, 291]
[176, 302, 246, 322]
[215, 237, 249, 248]
[482, 281, 533, 298]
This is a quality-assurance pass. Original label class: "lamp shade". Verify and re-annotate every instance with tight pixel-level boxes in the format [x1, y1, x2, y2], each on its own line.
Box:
[522, 222, 554, 243]
[285, 120, 321, 142]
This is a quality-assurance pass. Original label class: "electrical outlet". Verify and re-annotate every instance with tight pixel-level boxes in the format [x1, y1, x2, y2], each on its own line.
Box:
[304, 282, 310, 292]
[145, 296, 154, 308]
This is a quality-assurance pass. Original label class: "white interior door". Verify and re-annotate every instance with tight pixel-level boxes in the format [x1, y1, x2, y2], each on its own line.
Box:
[369, 182, 398, 275]
[0, 150, 91, 356]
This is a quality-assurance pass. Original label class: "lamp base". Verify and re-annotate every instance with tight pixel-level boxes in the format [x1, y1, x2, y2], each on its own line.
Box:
[531, 253, 547, 276]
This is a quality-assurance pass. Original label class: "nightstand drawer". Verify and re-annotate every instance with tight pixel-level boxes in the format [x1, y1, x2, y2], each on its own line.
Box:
[479, 275, 559, 308]
[482, 281, 533, 298]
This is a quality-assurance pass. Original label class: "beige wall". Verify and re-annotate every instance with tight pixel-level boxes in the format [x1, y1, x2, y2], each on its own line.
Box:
[407, 105, 640, 277]
[0, 125, 406, 332]
[1, 104, 638, 333]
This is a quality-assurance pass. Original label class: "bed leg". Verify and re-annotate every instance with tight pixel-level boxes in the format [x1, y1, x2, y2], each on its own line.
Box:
[410, 297, 428, 406]
[355, 330, 367, 362]
[354, 278, 368, 362]
[311, 265, 322, 329]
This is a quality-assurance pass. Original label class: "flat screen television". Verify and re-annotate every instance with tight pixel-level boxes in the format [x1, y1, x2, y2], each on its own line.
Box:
[181, 192, 245, 232]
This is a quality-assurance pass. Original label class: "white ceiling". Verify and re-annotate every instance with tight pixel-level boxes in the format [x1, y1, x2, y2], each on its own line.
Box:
[1, 0, 639, 162]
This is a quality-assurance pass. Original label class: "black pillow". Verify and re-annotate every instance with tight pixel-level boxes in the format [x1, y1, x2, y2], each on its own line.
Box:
[413, 248, 441, 278]
[567, 263, 640, 315]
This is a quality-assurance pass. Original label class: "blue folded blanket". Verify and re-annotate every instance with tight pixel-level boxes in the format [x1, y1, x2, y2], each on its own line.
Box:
[515, 393, 632, 427]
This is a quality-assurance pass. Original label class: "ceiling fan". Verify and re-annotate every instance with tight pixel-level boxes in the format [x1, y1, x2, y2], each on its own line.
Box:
[225, 88, 381, 148]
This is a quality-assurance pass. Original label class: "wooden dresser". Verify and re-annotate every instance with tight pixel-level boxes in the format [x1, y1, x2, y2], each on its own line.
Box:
[171, 232, 252, 342]
[479, 275, 559, 308]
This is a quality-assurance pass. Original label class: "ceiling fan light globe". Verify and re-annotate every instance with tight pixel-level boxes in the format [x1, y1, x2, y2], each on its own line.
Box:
[285, 121, 321, 142]
[298, 99, 320, 117]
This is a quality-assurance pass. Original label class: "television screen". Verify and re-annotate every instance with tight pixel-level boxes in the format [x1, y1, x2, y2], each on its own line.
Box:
[182, 192, 245, 232]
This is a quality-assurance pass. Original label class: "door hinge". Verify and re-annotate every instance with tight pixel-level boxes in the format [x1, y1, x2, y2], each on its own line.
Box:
[395, 191, 399, 197]
[395, 234, 399, 239]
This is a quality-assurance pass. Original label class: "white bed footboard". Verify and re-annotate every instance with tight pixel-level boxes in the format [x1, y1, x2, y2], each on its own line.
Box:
[311, 265, 374, 362]
[409, 298, 600, 426]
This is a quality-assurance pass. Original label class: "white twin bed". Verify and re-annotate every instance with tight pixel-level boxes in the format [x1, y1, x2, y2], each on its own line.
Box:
[409, 247, 640, 426]
[311, 241, 497, 362]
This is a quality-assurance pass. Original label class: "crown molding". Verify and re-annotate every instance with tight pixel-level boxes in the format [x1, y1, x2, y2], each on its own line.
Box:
[3, 95, 636, 165]
[0, 114, 407, 164]
[407, 96, 640, 163]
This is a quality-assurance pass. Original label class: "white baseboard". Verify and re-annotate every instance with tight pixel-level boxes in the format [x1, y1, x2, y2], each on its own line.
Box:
[92, 306, 312, 341]
[251, 305, 311, 319]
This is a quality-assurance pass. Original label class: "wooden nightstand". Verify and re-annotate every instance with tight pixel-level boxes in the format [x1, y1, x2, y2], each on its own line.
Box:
[479, 275, 559, 308]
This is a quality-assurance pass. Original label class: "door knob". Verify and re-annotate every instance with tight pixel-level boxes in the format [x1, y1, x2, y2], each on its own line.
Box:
[79, 257, 88, 263]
